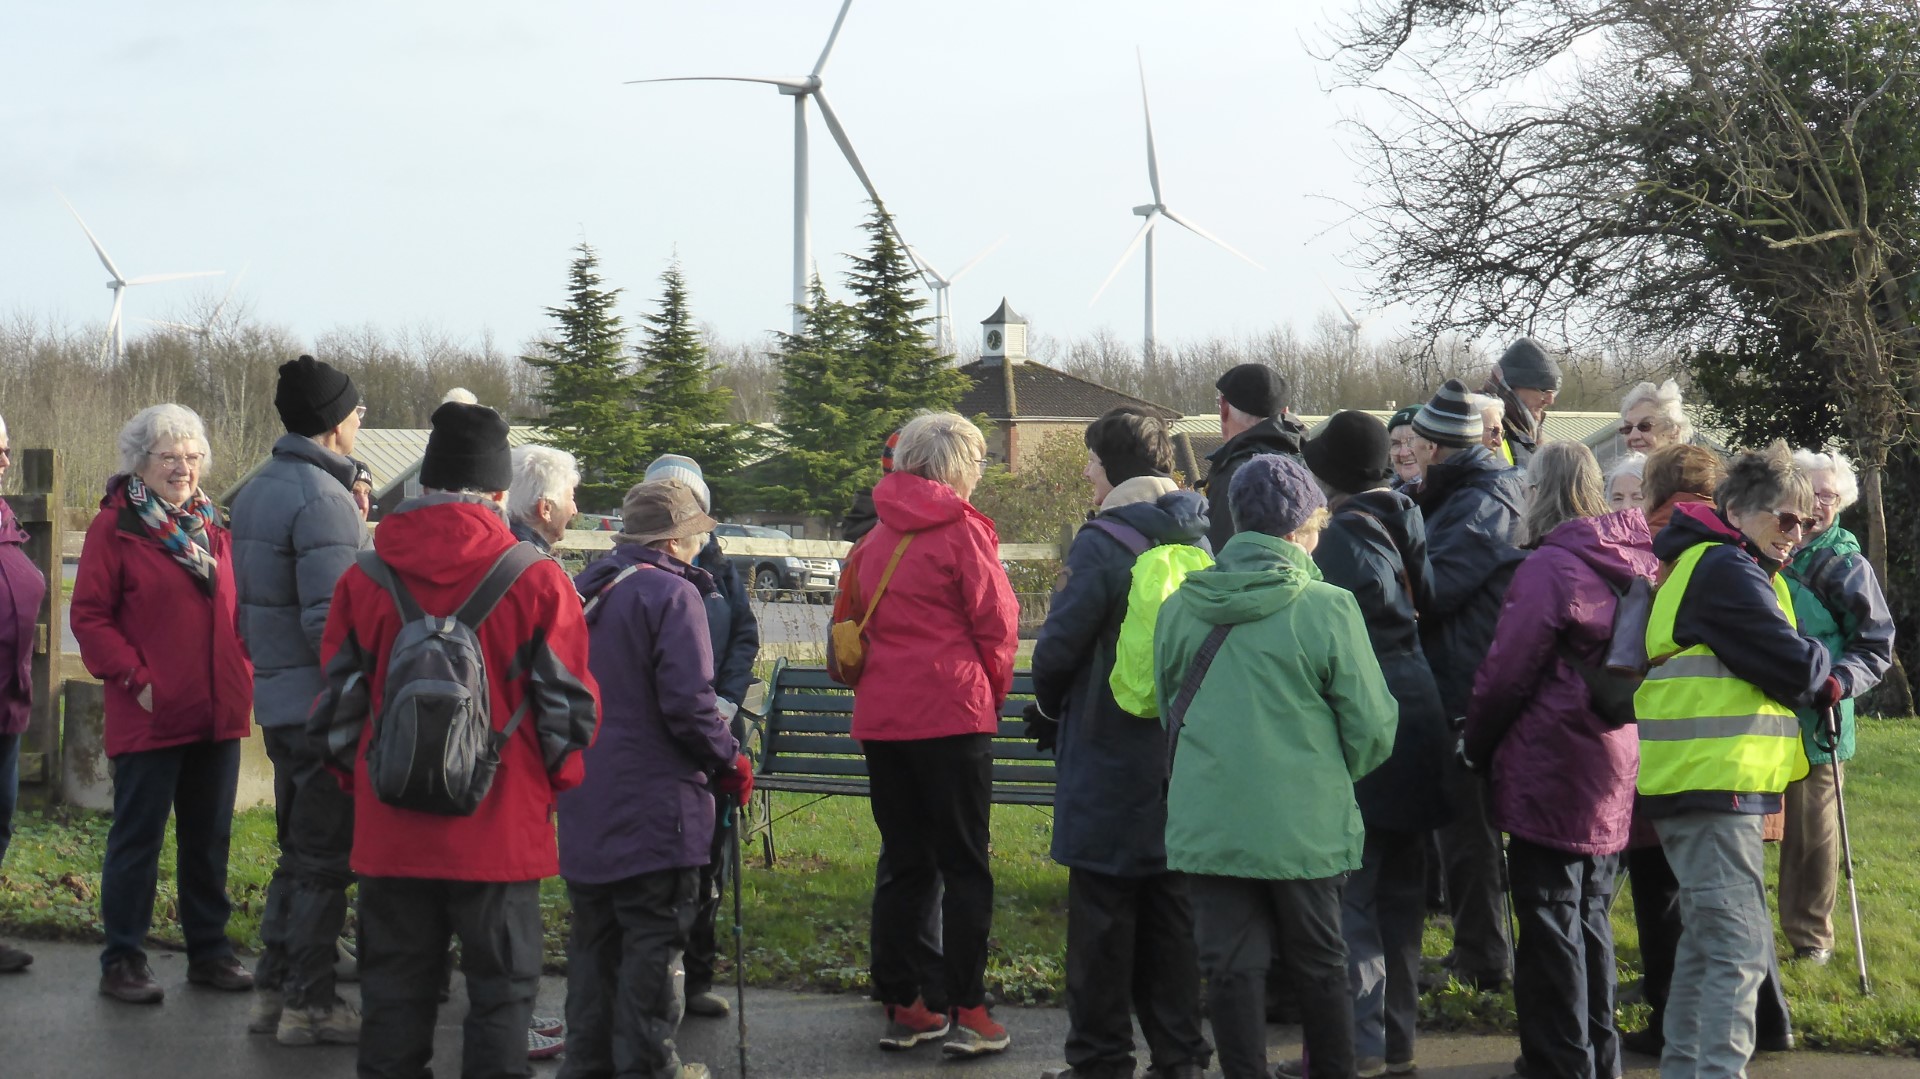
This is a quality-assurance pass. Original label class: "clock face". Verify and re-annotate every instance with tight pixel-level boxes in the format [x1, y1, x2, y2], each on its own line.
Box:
[986, 329, 1004, 351]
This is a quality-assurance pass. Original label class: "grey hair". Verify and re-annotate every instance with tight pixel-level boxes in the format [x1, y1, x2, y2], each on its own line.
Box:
[1606, 450, 1646, 494]
[1792, 447, 1860, 513]
[894, 412, 987, 491]
[507, 444, 581, 522]
[1520, 441, 1607, 546]
[1717, 440, 1812, 518]
[118, 404, 211, 476]
[1466, 392, 1507, 421]
[441, 387, 479, 405]
[1620, 379, 1695, 443]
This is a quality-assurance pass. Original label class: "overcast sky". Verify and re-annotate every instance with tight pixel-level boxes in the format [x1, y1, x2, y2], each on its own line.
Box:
[3, 1, 1409, 359]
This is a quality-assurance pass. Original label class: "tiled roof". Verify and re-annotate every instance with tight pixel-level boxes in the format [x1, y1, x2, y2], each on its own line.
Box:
[956, 359, 1181, 422]
[220, 426, 549, 504]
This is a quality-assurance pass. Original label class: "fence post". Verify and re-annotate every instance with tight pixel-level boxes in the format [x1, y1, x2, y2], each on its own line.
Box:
[5, 449, 63, 803]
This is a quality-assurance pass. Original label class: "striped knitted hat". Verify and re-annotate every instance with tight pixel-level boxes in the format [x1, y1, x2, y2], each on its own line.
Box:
[1411, 378, 1484, 449]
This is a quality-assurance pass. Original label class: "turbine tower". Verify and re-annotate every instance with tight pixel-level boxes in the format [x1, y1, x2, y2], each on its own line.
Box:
[1089, 51, 1263, 360]
[630, 0, 917, 335]
[1321, 276, 1376, 350]
[907, 236, 1006, 355]
[61, 193, 222, 363]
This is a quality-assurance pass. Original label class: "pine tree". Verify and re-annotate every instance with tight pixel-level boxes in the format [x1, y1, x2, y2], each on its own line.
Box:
[520, 243, 649, 509]
[762, 277, 870, 516]
[631, 262, 748, 505]
[844, 203, 969, 434]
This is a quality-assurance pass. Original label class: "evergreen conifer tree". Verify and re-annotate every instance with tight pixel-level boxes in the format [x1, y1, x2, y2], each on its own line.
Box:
[520, 243, 649, 509]
[844, 204, 969, 433]
[632, 262, 747, 504]
[763, 277, 869, 516]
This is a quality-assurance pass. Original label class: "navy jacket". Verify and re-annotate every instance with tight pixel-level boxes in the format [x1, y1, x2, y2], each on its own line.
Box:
[695, 536, 760, 712]
[1315, 488, 1450, 833]
[1415, 444, 1529, 718]
[1032, 488, 1210, 877]
[1201, 415, 1307, 553]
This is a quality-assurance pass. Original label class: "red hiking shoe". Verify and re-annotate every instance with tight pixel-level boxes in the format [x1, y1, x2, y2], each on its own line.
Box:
[942, 1004, 1010, 1057]
[878, 997, 950, 1051]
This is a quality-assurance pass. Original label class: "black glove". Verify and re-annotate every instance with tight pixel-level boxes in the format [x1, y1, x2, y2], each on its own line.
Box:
[1022, 701, 1059, 754]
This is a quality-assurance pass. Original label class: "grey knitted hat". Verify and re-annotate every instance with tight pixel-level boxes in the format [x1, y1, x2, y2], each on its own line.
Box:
[1412, 379, 1485, 449]
[1498, 338, 1563, 392]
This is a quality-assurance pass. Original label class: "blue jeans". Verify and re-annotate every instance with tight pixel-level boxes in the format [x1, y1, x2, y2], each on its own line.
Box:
[0, 732, 19, 867]
[99, 739, 242, 969]
[1653, 812, 1770, 1079]
[1344, 828, 1426, 1066]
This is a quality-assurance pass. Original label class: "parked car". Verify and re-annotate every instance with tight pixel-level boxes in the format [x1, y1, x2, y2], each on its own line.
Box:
[713, 523, 841, 600]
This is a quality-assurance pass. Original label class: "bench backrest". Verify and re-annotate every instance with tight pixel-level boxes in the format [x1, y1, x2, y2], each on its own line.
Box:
[758, 661, 1054, 803]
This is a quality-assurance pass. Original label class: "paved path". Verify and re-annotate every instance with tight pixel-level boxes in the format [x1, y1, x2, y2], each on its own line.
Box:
[2, 941, 1915, 1078]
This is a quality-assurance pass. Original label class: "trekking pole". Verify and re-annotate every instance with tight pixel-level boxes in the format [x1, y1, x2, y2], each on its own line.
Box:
[1826, 706, 1871, 996]
[728, 793, 750, 1076]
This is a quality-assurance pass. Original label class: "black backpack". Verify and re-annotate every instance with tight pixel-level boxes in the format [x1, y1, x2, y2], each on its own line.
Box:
[1559, 574, 1655, 728]
[354, 543, 545, 816]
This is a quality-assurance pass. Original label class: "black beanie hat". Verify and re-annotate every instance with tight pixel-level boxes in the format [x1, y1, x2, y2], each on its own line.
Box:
[1303, 410, 1395, 495]
[1214, 363, 1286, 419]
[420, 401, 513, 493]
[1084, 407, 1172, 488]
[275, 355, 360, 436]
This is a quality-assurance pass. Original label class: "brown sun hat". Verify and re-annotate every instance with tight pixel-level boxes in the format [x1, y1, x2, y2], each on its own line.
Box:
[618, 479, 717, 545]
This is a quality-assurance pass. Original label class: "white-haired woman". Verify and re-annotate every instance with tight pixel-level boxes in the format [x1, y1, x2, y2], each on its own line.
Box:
[1618, 380, 1694, 456]
[1777, 448, 1894, 963]
[507, 444, 581, 554]
[836, 412, 1019, 1058]
[1607, 452, 1647, 512]
[1468, 393, 1513, 465]
[0, 414, 47, 975]
[72, 404, 254, 1005]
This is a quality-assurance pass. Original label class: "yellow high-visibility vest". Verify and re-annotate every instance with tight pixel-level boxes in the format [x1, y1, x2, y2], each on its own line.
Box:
[1634, 541, 1809, 796]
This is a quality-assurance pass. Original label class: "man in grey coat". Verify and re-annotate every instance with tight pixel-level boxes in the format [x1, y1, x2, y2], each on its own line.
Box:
[230, 355, 368, 1046]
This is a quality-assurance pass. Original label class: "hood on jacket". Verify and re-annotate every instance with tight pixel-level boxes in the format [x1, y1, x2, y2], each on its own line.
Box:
[1336, 488, 1422, 551]
[0, 497, 27, 547]
[1105, 488, 1211, 547]
[1176, 530, 1319, 625]
[1100, 474, 1178, 512]
[873, 470, 970, 534]
[1540, 509, 1658, 589]
[374, 492, 517, 587]
[575, 538, 717, 614]
[1418, 444, 1519, 511]
[1206, 415, 1307, 469]
[1653, 499, 1768, 567]
[1646, 490, 1714, 533]
[270, 432, 358, 488]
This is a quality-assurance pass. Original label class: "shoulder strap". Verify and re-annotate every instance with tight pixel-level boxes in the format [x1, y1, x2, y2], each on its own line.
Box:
[454, 542, 547, 629]
[1083, 518, 1153, 558]
[581, 563, 647, 620]
[355, 549, 423, 623]
[858, 534, 914, 629]
[1165, 622, 1235, 771]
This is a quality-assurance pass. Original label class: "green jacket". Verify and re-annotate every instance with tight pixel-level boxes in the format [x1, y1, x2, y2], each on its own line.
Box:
[1155, 532, 1398, 880]
[1784, 524, 1896, 765]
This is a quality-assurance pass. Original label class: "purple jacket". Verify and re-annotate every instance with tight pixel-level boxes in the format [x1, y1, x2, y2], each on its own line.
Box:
[557, 542, 740, 884]
[0, 499, 45, 736]
[1465, 510, 1658, 856]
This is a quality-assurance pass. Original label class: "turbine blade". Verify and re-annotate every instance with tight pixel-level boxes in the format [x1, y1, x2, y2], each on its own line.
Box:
[949, 235, 1008, 284]
[815, 90, 924, 281]
[625, 75, 814, 90]
[209, 263, 249, 323]
[1137, 49, 1162, 205]
[141, 319, 202, 332]
[125, 270, 224, 285]
[1089, 214, 1160, 308]
[813, 0, 855, 78]
[58, 192, 126, 284]
[904, 245, 949, 287]
[1318, 275, 1361, 329]
[1161, 208, 1264, 270]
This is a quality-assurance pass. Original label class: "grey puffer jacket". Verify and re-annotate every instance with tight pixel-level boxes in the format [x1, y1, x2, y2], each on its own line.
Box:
[230, 433, 369, 727]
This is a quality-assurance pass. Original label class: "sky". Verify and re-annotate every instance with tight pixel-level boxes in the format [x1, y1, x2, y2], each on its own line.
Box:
[2, 1, 1405, 358]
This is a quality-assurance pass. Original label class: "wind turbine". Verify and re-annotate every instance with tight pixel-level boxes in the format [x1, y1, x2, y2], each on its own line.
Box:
[1089, 51, 1264, 360]
[629, 0, 917, 335]
[144, 265, 250, 344]
[59, 194, 223, 363]
[1320, 276, 1377, 349]
[907, 236, 1007, 355]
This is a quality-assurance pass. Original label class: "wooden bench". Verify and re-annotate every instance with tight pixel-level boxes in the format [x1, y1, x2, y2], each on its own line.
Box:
[742, 659, 1054, 865]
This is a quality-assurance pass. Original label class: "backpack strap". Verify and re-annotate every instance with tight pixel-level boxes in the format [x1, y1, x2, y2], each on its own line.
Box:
[454, 542, 548, 629]
[1083, 518, 1153, 558]
[355, 550, 424, 623]
[1165, 622, 1235, 770]
[581, 563, 646, 620]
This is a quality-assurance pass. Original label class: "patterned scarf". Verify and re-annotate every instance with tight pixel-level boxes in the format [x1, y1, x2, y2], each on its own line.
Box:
[125, 474, 219, 590]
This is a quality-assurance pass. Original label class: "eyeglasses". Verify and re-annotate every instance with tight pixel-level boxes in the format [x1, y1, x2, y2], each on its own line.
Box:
[1772, 510, 1816, 536]
[1618, 420, 1660, 436]
[0, 446, 12, 460]
[148, 452, 206, 470]
[354, 403, 368, 420]
[1813, 491, 1841, 508]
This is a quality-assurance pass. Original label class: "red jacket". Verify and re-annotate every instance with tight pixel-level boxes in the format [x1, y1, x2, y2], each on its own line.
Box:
[310, 495, 601, 882]
[846, 472, 1018, 741]
[71, 479, 253, 758]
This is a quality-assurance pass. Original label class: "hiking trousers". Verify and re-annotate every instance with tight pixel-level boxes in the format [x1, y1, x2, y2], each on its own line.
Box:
[1507, 839, 1621, 1079]
[1778, 765, 1841, 953]
[1343, 827, 1426, 1067]
[1652, 812, 1770, 1079]
[1063, 866, 1211, 1077]
[255, 725, 356, 1008]
[1191, 874, 1353, 1079]
[562, 867, 701, 1079]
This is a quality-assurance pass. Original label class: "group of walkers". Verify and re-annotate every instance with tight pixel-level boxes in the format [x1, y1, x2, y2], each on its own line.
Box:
[0, 339, 1893, 1079]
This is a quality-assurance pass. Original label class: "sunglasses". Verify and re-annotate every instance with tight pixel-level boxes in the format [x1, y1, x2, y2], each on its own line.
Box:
[1772, 510, 1816, 535]
[1618, 420, 1660, 436]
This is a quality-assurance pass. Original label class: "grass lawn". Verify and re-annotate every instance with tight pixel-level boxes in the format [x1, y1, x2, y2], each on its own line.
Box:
[8, 720, 1920, 1054]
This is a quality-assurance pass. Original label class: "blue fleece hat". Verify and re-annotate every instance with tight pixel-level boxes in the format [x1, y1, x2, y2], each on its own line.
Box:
[1229, 453, 1326, 537]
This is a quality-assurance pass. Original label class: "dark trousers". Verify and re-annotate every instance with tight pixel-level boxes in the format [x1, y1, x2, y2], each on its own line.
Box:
[1342, 828, 1427, 1065]
[1191, 874, 1354, 1079]
[684, 811, 728, 995]
[255, 725, 356, 1007]
[562, 868, 701, 1079]
[1064, 867, 1211, 1077]
[1508, 839, 1620, 1079]
[1437, 757, 1511, 981]
[0, 732, 18, 867]
[868, 842, 945, 999]
[1624, 844, 1791, 1042]
[100, 738, 241, 969]
[357, 877, 542, 1079]
[864, 733, 994, 1012]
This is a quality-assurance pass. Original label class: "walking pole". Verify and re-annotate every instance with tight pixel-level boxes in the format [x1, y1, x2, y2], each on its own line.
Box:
[1826, 706, 1871, 996]
[728, 793, 751, 1076]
